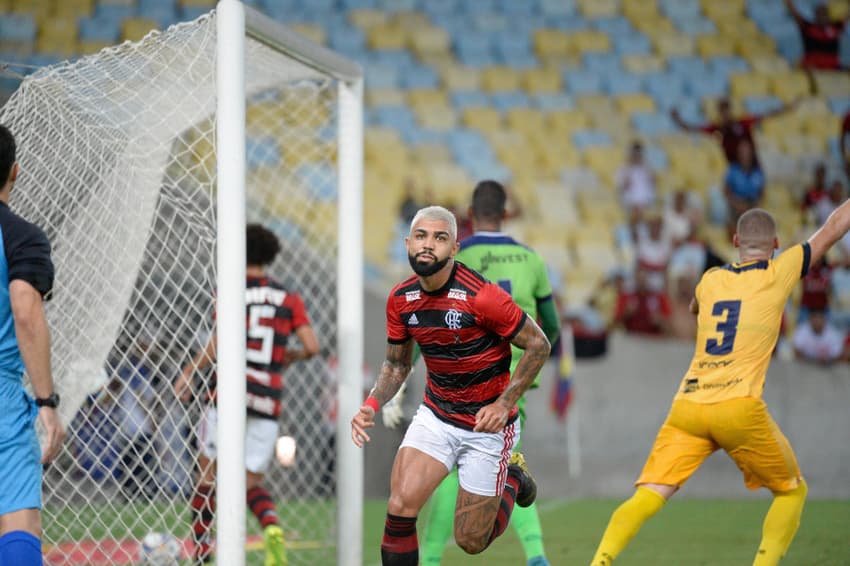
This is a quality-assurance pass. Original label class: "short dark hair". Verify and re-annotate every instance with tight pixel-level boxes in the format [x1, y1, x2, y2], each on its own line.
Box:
[0, 125, 16, 186]
[471, 180, 506, 222]
[246, 223, 281, 266]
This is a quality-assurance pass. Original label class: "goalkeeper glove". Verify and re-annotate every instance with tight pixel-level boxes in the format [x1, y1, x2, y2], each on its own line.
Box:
[382, 380, 408, 429]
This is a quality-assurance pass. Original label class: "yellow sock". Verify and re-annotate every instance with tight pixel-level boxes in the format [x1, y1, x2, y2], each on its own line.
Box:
[753, 479, 807, 566]
[589, 487, 666, 566]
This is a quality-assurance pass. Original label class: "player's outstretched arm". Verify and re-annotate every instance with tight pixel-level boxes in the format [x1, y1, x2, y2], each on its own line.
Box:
[285, 323, 320, 363]
[784, 0, 804, 23]
[808, 198, 850, 265]
[474, 317, 550, 433]
[351, 339, 414, 447]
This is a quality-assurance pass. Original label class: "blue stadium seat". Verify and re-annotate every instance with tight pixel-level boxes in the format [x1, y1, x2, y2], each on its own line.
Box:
[472, 13, 508, 32]
[401, 66, 439, 89]
[668, 55, 708, 77]
[660, 0, 701, 20]
[340, 0, 376, 9]
[365, 64, 399, 89]
[643, 144, 669, 170]
[495, 0, 538, 17]
[138, 6, 179, 28]
[0, 14, 36, 42]
[139, 0, 177, 10]
[591, 16, 633, 37]
[268, 218, 304, 242]
[539, 0, 576, 17]
[675, 16, 717, 35]
[455, 0, 497, 13]
[501, 52, 539, 68]
[571, 129, 612, 149]
[451, 91, 490, 109]
[583, 52, 621, 74]
[563, 70, 603, 94]
[685, 72, 728, 98]
[96, 3, 137, 20]
[494, 34, 533, 61]
[605, 73, 644, 95]
[645, 73, 687, 109]
[378, 0, 416, 11]
[374, 106, 417, 131]
[547, 15, 588, 31]
[296, 164, 337, 201]
[246, 137, 281, 169]
[78, 16, 122, 42]
[613, 33, 653, 55]
[491, 91, 530, 112]
[328, 26, 366, 52]
[674, 98, 704, 124]
[369, 50, 415, 67]
[531, 92, 574, 110]
[710, 56, 750, 75]
[632, 112, 677, 137]
[181, 6, 212, 21]
[828, 97, 850, 116]
[419, 0, 459, 18]
[259, 0, 299, 11]
[403, 128, 447, 145]
[744, 96, 784, 115]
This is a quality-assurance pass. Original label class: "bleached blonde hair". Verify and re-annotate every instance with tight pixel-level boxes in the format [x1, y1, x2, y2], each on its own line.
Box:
[410, 205, 457, 241]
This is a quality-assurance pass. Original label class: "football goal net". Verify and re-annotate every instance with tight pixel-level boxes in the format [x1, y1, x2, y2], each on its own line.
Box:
[0, 1, 363, 565]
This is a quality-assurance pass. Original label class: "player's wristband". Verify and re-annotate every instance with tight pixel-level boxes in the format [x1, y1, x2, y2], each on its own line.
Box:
[364, 397, 380, 413]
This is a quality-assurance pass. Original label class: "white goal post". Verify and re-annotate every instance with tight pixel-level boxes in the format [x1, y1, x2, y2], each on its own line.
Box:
[0, 1, 363, 565]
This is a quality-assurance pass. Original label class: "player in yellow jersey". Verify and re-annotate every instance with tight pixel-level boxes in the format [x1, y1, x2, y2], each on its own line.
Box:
[589, 200, 850, 566]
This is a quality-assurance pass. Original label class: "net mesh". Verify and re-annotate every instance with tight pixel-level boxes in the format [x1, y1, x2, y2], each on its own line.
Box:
[0, 11, 341, 566]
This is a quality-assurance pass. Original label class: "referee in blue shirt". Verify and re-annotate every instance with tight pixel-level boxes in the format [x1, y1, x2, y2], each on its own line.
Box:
[0, 124, 64, 566]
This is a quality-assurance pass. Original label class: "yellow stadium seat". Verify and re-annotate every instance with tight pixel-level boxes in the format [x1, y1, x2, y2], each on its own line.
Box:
[78, 40, 110, 55]
[409, 143, 452, 166]
[462, 107, 503, 131]
[367, 24, 406, 50]
[521, 67, 562, 93]
[440, 65, 480, 91]
[122, 18, 157, 42]
[751, 55, 791, 74]
[735, 36, 776, 58]
[536, 139, 581, 172]
[348, 9, 388, 29]
[39, 17, 78, 42]
[414, 104, 457, 131]
[575, 95, 614, 116]
[622, 54, 665, 74]
[769, 71, 809, 102]
[803, 113, 840, 140]
[407, 89, 448, 108]
[578, 0, 619, 18]
[54, 0, 93, 19]
[730, 72, 771, 99]
[697, 35, 736, 58]
[533, 29, 571, 59]
[781, 135, 825, 156]
[632, 16, 675, 35]
[548, 109, 590, 133]
[506, 108, 546, 133]
[715, 18, 759, 38]
[366, 89, 407, 107]
[180, 0, 214, 6]
[623, 0, 658, 19]
[480, 66, 521, 92]
[391, 11, 431, 29]
[37, 37, 76, 57]
[12, 0, 50, 20]
[653, 33, 695, 57]
[812, 71, 850, 97]
[701, 0, 743, 20]
[828, 0, 849, 19]
[571, 30, 611, 54]
[408, 27, 450, 58]
[616, 93, 655, 115]
[583, 146, 624, 184]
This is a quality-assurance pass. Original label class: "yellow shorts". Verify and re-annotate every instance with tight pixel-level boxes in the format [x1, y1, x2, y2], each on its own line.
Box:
[637, 397, 801, 492]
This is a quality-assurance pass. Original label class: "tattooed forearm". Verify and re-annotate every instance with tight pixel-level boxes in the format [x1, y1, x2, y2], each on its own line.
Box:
[368, 340, 414, 405]
[498, 318, 550, 408]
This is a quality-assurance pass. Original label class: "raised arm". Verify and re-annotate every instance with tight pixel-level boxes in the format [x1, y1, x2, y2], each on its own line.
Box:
[473, 317, 550, 433]
[351, 339, 415, 447]
[784, 0, 804, 23]
[670, 108, 704, 133]
[759, 98, 799, 121]
[808, 198, 850, 265]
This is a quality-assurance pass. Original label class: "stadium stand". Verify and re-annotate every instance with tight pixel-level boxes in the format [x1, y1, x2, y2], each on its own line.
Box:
[1, 0, 849, 343]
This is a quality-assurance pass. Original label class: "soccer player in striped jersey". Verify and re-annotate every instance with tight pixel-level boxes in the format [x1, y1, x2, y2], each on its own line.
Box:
[420, 180, 560, 566]
[590, 199, 850, 566]
[351, 206, 551, 566]
[175, 224, 319, 566]
[0, 124, 65, 566]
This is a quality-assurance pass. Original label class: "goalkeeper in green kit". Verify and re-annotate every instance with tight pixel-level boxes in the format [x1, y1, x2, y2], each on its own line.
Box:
[384, 180, 561, 565]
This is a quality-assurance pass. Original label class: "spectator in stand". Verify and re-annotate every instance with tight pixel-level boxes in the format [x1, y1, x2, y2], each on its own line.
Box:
[799, 256, 832, 322]
[724, 139, 765, 236]
[636, 214, 672, 292]
[792, 308, 847, 364]
[663, 190, 700, 245]
[784, 0, 847, 72]
[801, 163, 829, 222]
[610, 268, 672, 337]
[616, 141, 657, 214]
[671, 97, 796, 166]
[841, 110, 850, 180]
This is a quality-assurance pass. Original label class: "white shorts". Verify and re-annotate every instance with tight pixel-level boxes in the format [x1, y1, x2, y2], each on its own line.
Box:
[400, 405, 519, 497]
[199, 406, 279, 474]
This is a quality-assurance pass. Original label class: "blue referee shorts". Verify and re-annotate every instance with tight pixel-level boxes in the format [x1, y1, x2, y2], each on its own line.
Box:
[0, 380, 41, 516]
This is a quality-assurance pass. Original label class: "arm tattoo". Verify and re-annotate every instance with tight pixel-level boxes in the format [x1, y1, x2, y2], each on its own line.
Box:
[498, 318, 550, 408]
[368, 340, 414, 405]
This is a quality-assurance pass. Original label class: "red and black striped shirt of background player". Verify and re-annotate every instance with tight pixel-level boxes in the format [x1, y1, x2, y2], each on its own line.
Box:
[386, 261, 527, 431]
[209, 276, 311, 420]
[797, 18, 845, 70]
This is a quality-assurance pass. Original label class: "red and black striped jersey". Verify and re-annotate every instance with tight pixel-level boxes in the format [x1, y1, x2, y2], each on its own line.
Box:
[386, 261, 527, 430]
[210, 276, 311, 419]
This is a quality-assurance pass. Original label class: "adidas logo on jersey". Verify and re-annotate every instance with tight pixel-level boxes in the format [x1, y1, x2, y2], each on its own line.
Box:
[408, 313, 419, 325]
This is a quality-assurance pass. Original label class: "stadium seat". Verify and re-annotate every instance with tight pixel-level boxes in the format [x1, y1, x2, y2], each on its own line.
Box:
[490, 91, 531, 112]
[697, 35, 736, 58]
[450, 91, 490, 110]
[548, 109, 590, 133]
[533, 29, 571, 60]
[78, 15, 121, 42]
[769, 71, 809, 102]
[606, 73, 644, 96]
[616, 93, 656, 115]
[730, 72, 771, 99]
[622, 54, 665, 74]
[539, 0, 577, 17]
[653, 33, 696, 57]
[461, 107, 503, 131]
[480, 66, 522, 92]
[564, 70, 603, 94]
[613, 32, 653, 55]
[633, 112, 677, 137]
[572, 129, 613, 150]
[522, 67, 562, 93]
[440, 65, 481, 91]
[532, 92, 575, 110]
[55, 0, 94, 18]
[571, 30, 612, 54]
[579, 0, 619, 18]
[409, 27, 450, 58]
